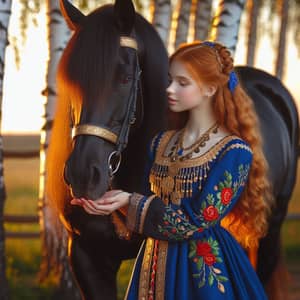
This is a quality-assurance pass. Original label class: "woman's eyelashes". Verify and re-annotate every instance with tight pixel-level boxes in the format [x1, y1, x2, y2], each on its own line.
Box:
[168, 75, 190, 87]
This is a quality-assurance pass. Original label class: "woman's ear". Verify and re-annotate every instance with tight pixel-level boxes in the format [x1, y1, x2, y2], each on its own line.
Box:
[204, 85, 217, 98]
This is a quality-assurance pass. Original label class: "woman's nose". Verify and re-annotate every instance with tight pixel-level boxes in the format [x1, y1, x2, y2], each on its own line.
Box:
[166, 82, 174, 95]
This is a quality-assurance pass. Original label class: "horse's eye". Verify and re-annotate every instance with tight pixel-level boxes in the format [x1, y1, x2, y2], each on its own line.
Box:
[121, 75, 133, 85]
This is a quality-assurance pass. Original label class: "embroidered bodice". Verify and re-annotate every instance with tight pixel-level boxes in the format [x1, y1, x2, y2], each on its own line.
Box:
[149, 131, 250, 206]
[125, 130, 267, 300]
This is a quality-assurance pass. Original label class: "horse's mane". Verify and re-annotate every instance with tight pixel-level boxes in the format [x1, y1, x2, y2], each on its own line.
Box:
[46, 5, 168, 222]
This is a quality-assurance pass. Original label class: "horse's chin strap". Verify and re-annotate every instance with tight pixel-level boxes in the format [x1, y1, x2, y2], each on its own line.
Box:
[72, 36, 141, 176]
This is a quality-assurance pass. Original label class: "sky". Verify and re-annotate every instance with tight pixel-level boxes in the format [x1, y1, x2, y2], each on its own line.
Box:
[1, 1, 300, 134]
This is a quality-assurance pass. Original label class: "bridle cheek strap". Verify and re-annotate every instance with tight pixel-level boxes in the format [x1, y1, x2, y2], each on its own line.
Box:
[71, 36, 140, 175]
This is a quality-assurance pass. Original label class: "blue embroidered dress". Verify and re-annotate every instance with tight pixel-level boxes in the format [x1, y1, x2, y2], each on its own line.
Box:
[125, 131, 267, 300]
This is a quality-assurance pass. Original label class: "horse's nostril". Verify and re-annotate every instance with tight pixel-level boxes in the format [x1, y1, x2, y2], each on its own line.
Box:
[90, 165, 101, 187]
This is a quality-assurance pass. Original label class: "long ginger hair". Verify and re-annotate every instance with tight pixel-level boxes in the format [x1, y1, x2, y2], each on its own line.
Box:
[169, 41, 272, 250]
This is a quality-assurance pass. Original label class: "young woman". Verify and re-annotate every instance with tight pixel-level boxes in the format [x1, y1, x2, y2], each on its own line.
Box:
[71, 41, 270, 299]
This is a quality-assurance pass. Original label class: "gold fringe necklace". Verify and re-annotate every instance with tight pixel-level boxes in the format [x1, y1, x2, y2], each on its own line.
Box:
[150, 123, 219, 205]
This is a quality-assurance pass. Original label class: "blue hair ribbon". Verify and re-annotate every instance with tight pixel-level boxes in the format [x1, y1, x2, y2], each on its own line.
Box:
[228, 71, 238, 92]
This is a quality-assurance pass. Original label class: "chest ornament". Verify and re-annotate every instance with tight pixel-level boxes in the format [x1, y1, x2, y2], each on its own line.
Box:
[149, 132, 238, 206]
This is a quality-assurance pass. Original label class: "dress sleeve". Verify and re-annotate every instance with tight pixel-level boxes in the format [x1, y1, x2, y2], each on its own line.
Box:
[126, 142, 253, 241]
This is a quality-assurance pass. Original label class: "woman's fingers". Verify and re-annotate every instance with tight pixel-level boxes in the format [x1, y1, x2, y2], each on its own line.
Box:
[82, 200, 111, 215]
[70, 190, 130, 215]
[70, 198, 84, 206]
[87, 200, 120, 212]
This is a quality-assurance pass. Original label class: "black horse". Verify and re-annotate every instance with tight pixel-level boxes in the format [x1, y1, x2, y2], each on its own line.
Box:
[46, 0, 299, 299]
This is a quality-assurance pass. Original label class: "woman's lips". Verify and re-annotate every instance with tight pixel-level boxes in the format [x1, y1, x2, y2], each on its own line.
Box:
[168, 98, 177, 105]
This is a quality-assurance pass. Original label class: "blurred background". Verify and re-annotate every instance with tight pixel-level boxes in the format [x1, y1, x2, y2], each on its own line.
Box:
[0, 0, 299, 299]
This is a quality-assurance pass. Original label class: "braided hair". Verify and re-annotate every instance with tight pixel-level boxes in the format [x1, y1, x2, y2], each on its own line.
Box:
[169, 41, 271, 250]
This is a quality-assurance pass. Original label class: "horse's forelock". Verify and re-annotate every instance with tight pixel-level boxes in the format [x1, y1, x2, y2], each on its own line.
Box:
[63, 6, 120, 108]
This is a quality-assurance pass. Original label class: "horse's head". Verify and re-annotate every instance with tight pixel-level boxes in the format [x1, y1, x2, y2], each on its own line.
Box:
[58, 0, 147, 200]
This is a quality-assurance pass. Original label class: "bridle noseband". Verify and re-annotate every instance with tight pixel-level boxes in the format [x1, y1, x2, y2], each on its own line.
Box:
[71, 36, 141, 177]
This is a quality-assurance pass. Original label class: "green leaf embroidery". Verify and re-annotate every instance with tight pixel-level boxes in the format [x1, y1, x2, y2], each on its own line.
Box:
[189, 238, 228, 293]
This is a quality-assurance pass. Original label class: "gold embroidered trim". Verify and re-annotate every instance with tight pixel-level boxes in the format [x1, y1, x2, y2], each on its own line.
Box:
[138, 195, 156, 234]
[155, 241, 168, 300]
[139, 238, 155, 300]
[126, 193, 144, 232]
[156, 132, 240, 167]
[124, 240, 145, 300]
[150, 132, 164, 155]
[149, 133, 241, 204]
[219, 143, 252, 160]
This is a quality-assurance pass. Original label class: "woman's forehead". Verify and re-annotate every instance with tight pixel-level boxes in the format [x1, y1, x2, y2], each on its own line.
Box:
[169, 60, 193, 79]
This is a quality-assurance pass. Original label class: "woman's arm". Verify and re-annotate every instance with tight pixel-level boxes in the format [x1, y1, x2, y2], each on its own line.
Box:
[73, 142, 253, 241]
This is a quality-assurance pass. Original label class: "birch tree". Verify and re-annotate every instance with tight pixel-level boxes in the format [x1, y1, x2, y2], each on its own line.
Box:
[0, 1, 12, 299]
[210, 0, 246, 56]
[246, 0, 261, 66]
[174, 0, 192, 49]
[150, 0, 172, 48]
[194, 0, 213, 41]
[39, 0, 80, 297]
[275, 0, 289, 79]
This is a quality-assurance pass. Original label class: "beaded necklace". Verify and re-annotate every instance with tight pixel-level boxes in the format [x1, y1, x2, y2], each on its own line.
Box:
[169, 122, 219, 162]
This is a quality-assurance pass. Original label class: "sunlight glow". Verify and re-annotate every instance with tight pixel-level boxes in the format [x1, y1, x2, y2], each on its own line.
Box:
[1, 2, 47, 134]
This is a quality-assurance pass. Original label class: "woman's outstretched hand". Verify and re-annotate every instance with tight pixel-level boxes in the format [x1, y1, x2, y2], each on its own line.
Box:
[70, 190, 131, 215]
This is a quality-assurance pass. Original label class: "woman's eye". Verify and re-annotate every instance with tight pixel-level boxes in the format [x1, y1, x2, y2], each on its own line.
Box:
[179, 80, 188, 86]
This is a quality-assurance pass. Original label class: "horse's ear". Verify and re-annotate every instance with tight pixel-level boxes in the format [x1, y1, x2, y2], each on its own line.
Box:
[60, 0, 85, 30]
[114, 0, 135, 35]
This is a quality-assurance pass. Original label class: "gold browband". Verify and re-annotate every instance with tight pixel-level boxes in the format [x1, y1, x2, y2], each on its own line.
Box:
[72, 125, 118, 144]
[120, 36, 138, 50]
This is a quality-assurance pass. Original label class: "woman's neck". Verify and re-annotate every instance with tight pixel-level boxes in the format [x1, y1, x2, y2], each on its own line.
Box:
[185, 101, 217, 138]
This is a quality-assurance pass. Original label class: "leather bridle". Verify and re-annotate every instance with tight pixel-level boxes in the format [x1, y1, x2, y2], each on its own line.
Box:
[71, 36, 142, 178]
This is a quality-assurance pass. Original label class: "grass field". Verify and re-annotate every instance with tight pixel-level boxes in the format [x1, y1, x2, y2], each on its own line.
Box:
[2, 135, 300, 299]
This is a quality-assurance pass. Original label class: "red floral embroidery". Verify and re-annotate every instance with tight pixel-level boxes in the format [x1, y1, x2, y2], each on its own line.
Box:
[204, 253, 217, 266]
[190, 237, 228, 292]
[196, 242, 211, 256]
[221, 187, 233, 205]
[203, 205, 219, 221]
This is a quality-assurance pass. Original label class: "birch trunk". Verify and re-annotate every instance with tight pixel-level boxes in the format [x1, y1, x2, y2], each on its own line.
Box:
[0, 1, 12, 299]
[275, 0, 289, 79]
[246, 0, 261, 66]
[210, 0, 246, 56]
[174, 0, 192, 49]
[39, 0, 80, 297]
[151, 0, 172, 48]
[194, 0, 213, 41]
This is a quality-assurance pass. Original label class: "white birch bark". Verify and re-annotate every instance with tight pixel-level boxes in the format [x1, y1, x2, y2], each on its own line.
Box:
[0, 1, 12, 299]
[246, 0, 260, 66]
[275, 0, 289, 80]
[210, 0, 246, 56]
[194, 0, 213, 41]
[150, 0, 172, 48]
[39, 0, 80, 297]
[174, 0, 192, 49]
